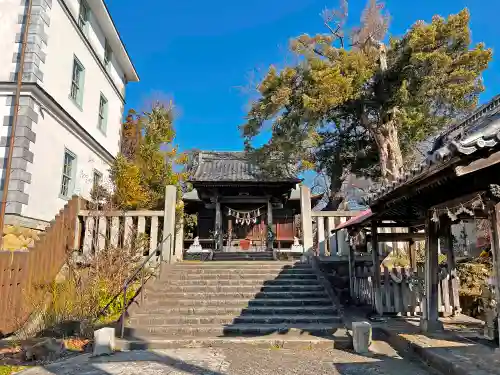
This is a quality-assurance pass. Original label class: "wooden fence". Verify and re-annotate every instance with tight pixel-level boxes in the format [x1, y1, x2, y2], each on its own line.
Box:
[0, 196, 80, 335]
[352, 263, 461, 316]
[311, 211, 360, 256]
[78, 210, 165, 260]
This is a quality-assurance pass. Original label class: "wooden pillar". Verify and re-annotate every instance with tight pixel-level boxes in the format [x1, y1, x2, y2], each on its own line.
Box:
[442, 218, 461, 316]
[300, 185, 313, 253]
[371, 222, 383, 315]
[318, 217, 326, 256]
[161, 185, 177, 274]
[421, 211, 444, 332]
[488, 202, 500, 346]
[267, 199, 273, 250]
[348, 236, 356, 302]
[215, 197, 223, 251]
[409, 238, 417, 272]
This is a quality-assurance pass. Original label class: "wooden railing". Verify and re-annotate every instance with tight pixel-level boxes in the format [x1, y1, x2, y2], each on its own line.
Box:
[311, 211, 360, 256]
[353, 263, 460, 316]
[0, 196, 80, 335]
[78, 210, 165, 260]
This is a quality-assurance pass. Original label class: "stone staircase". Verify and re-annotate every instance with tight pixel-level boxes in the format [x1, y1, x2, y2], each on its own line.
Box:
[119, 261, 347, 349]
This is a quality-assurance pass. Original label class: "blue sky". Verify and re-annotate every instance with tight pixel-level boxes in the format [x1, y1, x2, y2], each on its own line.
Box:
[107, 0, 500, 154]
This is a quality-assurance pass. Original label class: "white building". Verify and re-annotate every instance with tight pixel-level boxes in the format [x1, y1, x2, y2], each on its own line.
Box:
[0, 0, 138, 228]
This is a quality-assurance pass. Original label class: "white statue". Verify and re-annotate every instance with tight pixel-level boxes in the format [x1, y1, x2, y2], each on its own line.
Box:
[291, 236, 304, 252]
[188, 236, 203, 252]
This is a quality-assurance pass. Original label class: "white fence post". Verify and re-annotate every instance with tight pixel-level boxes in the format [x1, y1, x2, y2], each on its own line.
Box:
[162, 185, 177, 265]
[174, 214, 184, 262]
[300, 185, 313, 254]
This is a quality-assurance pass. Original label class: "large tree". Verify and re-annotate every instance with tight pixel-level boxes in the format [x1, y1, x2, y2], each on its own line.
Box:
[110, 102, 188, 210]
[241, 0, 492, 204]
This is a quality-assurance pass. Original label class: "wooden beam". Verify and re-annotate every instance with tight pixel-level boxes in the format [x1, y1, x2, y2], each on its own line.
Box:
[79, 210, 164, 217]
[455, 150, 500, 176]
[366, 232, 425, 242]
[311, 211, 361, 218]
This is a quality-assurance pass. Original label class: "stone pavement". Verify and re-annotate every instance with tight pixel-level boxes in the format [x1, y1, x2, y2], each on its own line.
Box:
[19, 342, 436, 375]
[344, 307, 500, 375]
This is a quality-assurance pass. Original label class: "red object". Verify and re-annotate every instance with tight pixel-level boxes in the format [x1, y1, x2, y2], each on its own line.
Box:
[240, 239, 250, 250]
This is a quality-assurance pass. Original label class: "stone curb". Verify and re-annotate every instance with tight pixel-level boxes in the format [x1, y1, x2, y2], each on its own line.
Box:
[374, 327, 492, 375]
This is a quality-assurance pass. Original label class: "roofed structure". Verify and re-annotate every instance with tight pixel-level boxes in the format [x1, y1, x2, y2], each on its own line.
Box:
[188, 151, 300, 184]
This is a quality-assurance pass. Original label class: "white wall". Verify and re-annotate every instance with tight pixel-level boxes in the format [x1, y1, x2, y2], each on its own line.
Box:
[0, 0, 22, 81]
[43, 0, 123, 157]
[23, 100, 112, 221]
[61, 0, 126, 94]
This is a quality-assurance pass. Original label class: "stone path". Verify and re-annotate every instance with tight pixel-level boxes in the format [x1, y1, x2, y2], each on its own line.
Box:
[20, 341, 436, 375]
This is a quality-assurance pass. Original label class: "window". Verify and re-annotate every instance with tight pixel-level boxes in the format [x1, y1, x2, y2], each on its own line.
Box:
[78, 0, 89, 30]
[104, 39, 112, 67]
[60, 150, 76, 198]
[92, 170, 102, 191]
[97, 93, 108, 133]
[70, 57, 85, 107]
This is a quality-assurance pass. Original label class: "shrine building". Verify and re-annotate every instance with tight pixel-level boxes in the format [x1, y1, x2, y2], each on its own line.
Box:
[182, 151, 322, 258]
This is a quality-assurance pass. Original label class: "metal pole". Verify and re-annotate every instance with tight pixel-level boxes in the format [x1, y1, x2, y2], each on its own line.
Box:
[0, 0, 33, 250]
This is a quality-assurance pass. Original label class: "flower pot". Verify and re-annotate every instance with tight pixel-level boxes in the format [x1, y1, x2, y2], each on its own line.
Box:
[240, 239, 250, 250]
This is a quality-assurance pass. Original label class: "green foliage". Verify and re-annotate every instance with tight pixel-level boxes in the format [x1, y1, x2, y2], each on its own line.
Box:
[110, 102, 188, 210]
[97, 282, 139, 324]
[242, 2, 492, 190]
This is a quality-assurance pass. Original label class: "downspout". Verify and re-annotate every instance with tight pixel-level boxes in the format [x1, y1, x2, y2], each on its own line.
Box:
[0, 0, 33, 250]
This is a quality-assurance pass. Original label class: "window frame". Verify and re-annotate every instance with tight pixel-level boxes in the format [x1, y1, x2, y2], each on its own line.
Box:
[78, 0, 90, 32]
[92, 169, 102, 191]
[59, 149, 77, 200]
[97, 93, 108, 134]
[70, 56, 85, 108]
[104, 38, 112, 68]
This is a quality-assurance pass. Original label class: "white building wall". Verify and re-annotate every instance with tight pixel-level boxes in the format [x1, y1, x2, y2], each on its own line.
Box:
[0, 0, 137, 225]
[0, 0, 23, 81]
[23, 100, 112, 222]
[42, 0, 123, 158]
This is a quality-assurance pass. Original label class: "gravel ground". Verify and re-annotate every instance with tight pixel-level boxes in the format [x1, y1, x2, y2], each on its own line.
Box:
[19, 341, 436, 375]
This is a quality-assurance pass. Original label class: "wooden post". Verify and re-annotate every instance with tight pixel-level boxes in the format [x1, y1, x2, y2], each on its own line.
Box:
[408, 237, 417, 272]
[300, 185, 313, 254]
[327, 217, 335, 256]
[318, 217, 325, 256]
[215, 196, 223, 252]
[267, 198, 273, 250]
[162, 185, 177, 267]
[348, 239, 356, 303]
[174, 214, 184, 262]
[371, 222, 383, 315]
[488, 202, 500, 346]
[442, 217, 461, 316]
[421, 211, 444, 332]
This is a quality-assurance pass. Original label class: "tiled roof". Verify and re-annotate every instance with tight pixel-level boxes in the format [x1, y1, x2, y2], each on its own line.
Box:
[188, 151, 300, 183]
[367, 95, 500, 204]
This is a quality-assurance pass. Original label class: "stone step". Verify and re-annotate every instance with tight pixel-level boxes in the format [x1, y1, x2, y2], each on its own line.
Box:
[130, 305, 337, 316]
[166, 268, 315, 276]
[146, 284, 325, 294]
[145, 290, 328, 300]
[141, 297, 334, 308]
[173, 262, 310, 270]
[124, 323, 342, 337]
[159, 272, 318, 281]
[117, 329, 352, 350]
[128, 314, 342, 326]
[158, 278, 320, 286]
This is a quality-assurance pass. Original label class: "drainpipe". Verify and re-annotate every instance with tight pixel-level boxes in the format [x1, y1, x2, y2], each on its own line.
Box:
[0, 0, 33, 250]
